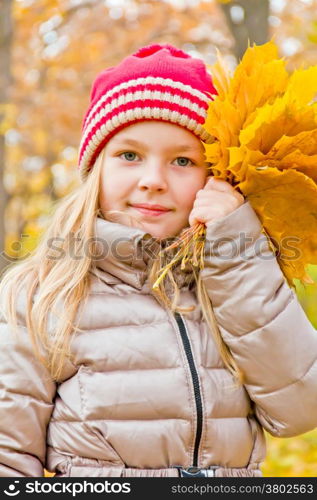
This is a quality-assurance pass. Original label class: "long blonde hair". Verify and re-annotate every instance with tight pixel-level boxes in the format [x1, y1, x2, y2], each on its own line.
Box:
[0, 151, 243, 384]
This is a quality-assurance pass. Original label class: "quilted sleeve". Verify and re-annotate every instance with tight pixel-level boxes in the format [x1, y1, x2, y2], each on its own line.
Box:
[0, 296, 56, 476]
[200, 200, 317, 437]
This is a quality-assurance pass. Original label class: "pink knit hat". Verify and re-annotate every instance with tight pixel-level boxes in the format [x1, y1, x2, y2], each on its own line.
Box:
[78, 43, 217, 180]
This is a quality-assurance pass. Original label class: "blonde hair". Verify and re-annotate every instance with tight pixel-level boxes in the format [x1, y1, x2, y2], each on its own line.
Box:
[0, 150, 243, 384]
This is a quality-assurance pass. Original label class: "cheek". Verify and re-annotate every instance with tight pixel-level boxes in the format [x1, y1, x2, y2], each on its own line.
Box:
[99, 175, 116, 212]
[99, 169, 125, 207]
[178, 177, 207, 210]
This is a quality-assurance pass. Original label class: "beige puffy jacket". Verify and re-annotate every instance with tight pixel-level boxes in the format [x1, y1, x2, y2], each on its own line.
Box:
[1, 201, 317, 478]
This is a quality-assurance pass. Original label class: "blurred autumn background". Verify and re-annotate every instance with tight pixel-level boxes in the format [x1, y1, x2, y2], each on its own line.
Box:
[1, 0, 317, 477]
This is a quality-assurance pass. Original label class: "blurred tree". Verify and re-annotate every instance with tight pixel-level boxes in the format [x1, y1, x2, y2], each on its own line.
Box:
[218, 0, 269, 60]
[0, 0, 13, 275]
[270, 0, 317, 70]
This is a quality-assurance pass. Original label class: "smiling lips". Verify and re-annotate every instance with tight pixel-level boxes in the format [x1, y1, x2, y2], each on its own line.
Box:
[130, 203, 171, 216]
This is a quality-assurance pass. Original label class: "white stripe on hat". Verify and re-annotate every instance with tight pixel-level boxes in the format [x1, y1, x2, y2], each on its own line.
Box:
[79, 90, 208, 155]
[83, 76, 211, 131]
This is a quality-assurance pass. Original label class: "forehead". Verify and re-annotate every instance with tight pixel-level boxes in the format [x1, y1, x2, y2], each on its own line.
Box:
[107, 120, 204, 152]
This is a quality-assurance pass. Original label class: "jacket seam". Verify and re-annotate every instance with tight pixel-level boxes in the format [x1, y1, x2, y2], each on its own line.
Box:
[77, 367, 87, 420]
[72, 367, 183, 373]
[50, 417, 190, 422]
[68, 464, 122, 469]
[12, 323, 78, 374]
[0, 446, 46, 469]
[255, 406, 279, 434]
[75, 320, 169, 332]
[248, 356, 317, 397]
[221, 292, 294, 340]
[50, 416, 251, 423]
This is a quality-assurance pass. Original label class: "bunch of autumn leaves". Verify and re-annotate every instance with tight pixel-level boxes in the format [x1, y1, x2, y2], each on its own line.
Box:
[153, 41, 317, 291]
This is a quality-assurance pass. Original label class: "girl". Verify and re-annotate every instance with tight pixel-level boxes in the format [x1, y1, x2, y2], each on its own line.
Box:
[0, 44, 317, 478]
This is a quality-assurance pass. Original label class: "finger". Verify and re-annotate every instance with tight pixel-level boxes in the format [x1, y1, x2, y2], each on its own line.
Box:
[193, 200, 240, 214]
[203, 179, 245, 203]
[204, 177, 234, 193]
[195, 189, 243, 206]
[189, 206, 228, 226]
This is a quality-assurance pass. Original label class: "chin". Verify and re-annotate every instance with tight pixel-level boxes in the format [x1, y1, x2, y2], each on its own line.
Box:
[144, 229, 168, 240]
[149, 227, 182, 241]
[142, 217, 187, 240]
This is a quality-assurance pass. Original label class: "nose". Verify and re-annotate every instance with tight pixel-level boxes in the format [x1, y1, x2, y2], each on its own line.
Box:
[137, 162, 168, 193]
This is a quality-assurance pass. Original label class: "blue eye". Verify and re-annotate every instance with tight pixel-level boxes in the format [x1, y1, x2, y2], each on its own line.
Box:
[175, 157, 194, 167]
[118, 152, 194, 166]
[120, 152, 138, 161]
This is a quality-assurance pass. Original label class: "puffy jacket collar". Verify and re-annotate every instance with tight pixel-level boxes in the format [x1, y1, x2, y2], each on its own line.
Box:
[92, 216, 195, 291]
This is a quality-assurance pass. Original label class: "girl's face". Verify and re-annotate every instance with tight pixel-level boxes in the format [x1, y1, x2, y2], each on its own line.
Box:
[99, 121, 209, 240]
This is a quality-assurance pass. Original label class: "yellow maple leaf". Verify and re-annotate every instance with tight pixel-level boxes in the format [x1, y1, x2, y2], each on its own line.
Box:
[203, 40, 317, 287]
[237, 166, 317, 285]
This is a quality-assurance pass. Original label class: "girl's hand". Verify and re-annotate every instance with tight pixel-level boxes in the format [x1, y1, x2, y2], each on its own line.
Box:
[188, 177, 245, 228]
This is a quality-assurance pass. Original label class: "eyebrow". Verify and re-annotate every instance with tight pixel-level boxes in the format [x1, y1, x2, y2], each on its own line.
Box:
[110, 138, 201, 153]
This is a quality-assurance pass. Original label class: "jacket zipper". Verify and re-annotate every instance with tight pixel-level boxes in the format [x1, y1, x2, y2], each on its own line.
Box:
[174, 311, 203, 468]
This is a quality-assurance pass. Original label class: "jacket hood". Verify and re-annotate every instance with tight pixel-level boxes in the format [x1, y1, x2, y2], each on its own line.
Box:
[91, 216, 195, 291]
